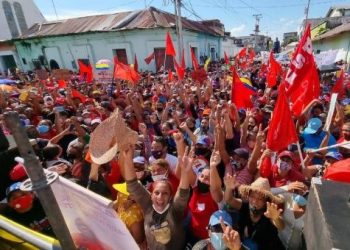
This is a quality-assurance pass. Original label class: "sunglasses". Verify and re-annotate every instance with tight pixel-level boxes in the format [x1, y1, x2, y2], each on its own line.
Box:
[208, 224, 223, 233]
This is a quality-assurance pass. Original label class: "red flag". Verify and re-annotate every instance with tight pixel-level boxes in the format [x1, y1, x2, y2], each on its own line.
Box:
[165, 31, 176, 56]
[134, 54, 139, 72]
[285, 24, 320, 117]
[266, 51, 283, 88]
[78, 60, 93, 83]
[190, 47, 199, 70]
[224, 51, 229, 65]
[181, 49, 186, 69]
[236, 47, 247, 60]
[144, 52, 155, 64]
[57, 80, 67, 88]
[249, 48, 255, 61]
[114, 61, 141, 84]
[230, 67, 255, 109]
[168, 69, 173, 82]
[331, 70, 345, 98]
[174, 59, 185, 80]
[259, 63, 268, 78]
[266, 83, 298, 151]
[71, 89, 87, 103]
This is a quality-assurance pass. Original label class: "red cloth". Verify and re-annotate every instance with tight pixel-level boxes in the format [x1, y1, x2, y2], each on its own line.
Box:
[190, 47, 199, 70]
[165, 31, 176, 56]
[266, 51, 282, 88]
[260, 155, 272, 178]
[168, 69, 173, 81]
[134, 54, 139, 72]
[78, 60, 93, 83]
[230, 67, 255, 109]
[224, 51, 229, 65]
[266, 83, 298, 151]
[114, 61, 141, 84]
[189, 188, 218, 239]
[323, 158, 350, 183]
[249, 48, 255, 62]
[71, 89, 88, 103]
[285, 24, 320, 117]
[181, 49, 186, 68]
[269, 164, 305, 187]
[144, 52, 155, 64]
[330, 70, 344, 98]
[174, 59, 185, 80]
[104, 160, 122, 200]
[57, 80, 67, 88]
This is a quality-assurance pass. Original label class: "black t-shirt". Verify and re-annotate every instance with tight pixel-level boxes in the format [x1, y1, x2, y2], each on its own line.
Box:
[3, 199, 55, 237]
[238, 202, 285, 250]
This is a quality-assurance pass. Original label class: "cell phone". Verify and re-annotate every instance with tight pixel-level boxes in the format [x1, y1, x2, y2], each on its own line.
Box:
[55, 106, 65, 112]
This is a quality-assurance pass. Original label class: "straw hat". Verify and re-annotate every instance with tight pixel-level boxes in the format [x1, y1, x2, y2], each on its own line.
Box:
[89, 109, 138, 164]
[239, 177, 284, 205]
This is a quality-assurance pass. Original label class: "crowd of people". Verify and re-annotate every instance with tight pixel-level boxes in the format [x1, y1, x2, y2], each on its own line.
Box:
[0, 54, 349, 250]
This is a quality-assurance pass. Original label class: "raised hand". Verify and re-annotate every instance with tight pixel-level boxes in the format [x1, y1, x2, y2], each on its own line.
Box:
[173, 132, 184, 144]
[264, 202, 283, 220]
[210, 150, 221, 167]
[256, 124, 265, 143]
[220, 219, 242, 250]
[223, 174, 237, 190]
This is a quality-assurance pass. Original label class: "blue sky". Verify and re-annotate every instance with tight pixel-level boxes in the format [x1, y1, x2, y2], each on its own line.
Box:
[34, 0, 349, 39]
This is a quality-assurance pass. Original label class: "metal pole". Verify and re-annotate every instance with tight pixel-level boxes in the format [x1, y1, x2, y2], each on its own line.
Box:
[304, 0, 311, 29]
[175, 0, 184, 64]
[4, 112, 77, 250]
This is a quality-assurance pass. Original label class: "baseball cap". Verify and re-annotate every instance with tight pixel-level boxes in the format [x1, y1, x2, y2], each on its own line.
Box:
[91, 118, 102, 125]
[233, 148, 249, 160]
[9, 163, 27, 181]
[133, 156, 146, 164]
[325, 151, 343, 161]
[304, 118, 322, 134]
[6, 182, 22, 198]
[278, 150, 294, 162]
[209, 210, 233, 226]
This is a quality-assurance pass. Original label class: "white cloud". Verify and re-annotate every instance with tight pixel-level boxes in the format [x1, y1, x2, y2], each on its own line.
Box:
[230, 24, 246, 35]
[44, 8, 131, 21]
[279, 17, 286, 22]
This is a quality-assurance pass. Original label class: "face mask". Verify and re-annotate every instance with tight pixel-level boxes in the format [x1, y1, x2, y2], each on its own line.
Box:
[210, 233, 226, 250]
[152, 203, 170, 214]
[10, 194, 33, 211]
[195, 147, 207, 156]
[152, 174, 167, 182]
[84, 118, 92, 125]
[249, 205, 266, 216]
[197, 180, 210, 193]
[277, 160, 292, 172]
[151, 150, 163, 159]
[230, 160, 243, 170]
[37, 125, 49, 134]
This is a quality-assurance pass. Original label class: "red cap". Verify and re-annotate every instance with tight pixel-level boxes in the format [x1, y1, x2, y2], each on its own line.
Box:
[278, 150, 294, 162]
[10, 163, 27, 181]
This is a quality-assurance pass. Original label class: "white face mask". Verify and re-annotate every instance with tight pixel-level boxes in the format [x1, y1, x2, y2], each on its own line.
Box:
[152, 203, 170, 214]
[152, 174, 167, 182]
[83, 118, 92, 125]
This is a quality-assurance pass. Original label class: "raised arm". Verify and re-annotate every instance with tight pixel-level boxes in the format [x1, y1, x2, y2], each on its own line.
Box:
[209, 150, 224, 203]
[247, 125, 264, 175]
[223, 174, 242, 210]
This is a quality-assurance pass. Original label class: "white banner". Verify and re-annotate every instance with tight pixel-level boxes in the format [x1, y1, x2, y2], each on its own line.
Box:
[314, 49, 346, 66]
[51, 176, 139, 250]
[323, 93, 338, 132]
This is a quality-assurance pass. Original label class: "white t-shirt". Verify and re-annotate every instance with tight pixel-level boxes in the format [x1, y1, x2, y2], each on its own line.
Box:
[149, 153, 178, 174]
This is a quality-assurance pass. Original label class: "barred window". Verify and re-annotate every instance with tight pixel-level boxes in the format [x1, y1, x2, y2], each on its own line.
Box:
[2, 0, 19, 37]
[13, 2, 28, 33]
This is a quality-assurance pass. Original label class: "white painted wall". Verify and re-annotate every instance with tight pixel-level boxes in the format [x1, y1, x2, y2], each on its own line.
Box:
[221, 38, 239, 58]
[15, 29, 221, 72]
[0, 0, 45, 40]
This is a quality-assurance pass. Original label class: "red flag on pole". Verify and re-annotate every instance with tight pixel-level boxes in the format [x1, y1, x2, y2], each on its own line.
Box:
[224, 51, 229, 65]
[114, 61, 141, 84]
[236, 47, 247, 60]
[144, 52, 155, 64]
[181, 48, 186, 69]
[165, 31, 176, 56]
[174, 59, 185, 80]
[230, 67, 255, 109]
[190, 47, 199, 70]
[266, 51, 283, 88]
[266, 83, 298, 151]
[78, 60, 93, 83]
[330, 70, 345, 98]
[285, 24, 320, 117]
[134, 54, 139, 72]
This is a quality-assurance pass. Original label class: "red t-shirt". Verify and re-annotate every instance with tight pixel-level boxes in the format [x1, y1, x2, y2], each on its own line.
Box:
[268, 164, 305, 187]
[189, 188, 218, 239]
[38, 129, 57, 140]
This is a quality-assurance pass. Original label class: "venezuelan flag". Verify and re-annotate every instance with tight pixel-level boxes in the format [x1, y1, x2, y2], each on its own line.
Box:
[204, 57, 211, 71]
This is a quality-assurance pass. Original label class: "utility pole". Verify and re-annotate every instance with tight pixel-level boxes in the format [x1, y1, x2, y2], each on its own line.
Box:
[253, 14, 262, 50]
[174, 0, 184, 63]
[304, 0, 311, 29]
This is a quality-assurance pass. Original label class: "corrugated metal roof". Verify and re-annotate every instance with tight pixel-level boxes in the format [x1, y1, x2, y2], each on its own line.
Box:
[18, 7, 222, 39]
[313, 22, 350, 41]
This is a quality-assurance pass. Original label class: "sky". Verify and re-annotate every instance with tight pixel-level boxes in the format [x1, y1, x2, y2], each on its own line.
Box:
[34, 0, 349, 40]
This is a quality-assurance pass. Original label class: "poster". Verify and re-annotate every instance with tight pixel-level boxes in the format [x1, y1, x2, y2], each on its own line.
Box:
[50, 176, 139, 250]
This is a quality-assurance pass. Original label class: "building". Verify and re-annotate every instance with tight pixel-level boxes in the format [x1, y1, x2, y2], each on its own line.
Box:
[0, 0, 45, 74]
[13, 7, 225, 72]
[234, 34, 271, 53]
[283, 32, 298, 47]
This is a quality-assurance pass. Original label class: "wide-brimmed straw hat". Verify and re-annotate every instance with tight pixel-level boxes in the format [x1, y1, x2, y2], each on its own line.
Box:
[89, 109, 138, 164]
[239, 177, 284, 205]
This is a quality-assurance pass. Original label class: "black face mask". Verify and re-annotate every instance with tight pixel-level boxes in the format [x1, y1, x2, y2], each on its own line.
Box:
[197, 180, 210, 193]
[195, 147, 208, 156]
[249, 205, 266, 216]
[151, 150, 163, 159]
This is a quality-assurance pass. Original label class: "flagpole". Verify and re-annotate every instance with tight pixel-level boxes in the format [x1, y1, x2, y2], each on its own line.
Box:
[310, 140, 350, 153]
[296, 141, 306, 170]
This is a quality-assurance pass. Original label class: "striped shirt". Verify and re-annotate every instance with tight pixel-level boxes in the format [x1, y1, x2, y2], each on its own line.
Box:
[225, 163, 253, 185]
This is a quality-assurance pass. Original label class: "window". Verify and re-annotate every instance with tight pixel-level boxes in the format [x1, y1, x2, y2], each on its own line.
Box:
[13, 2, 27, 33]
[2, 1, 19, 38]
[113, 49, 128, 64]
[154, 48, 174, 71]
